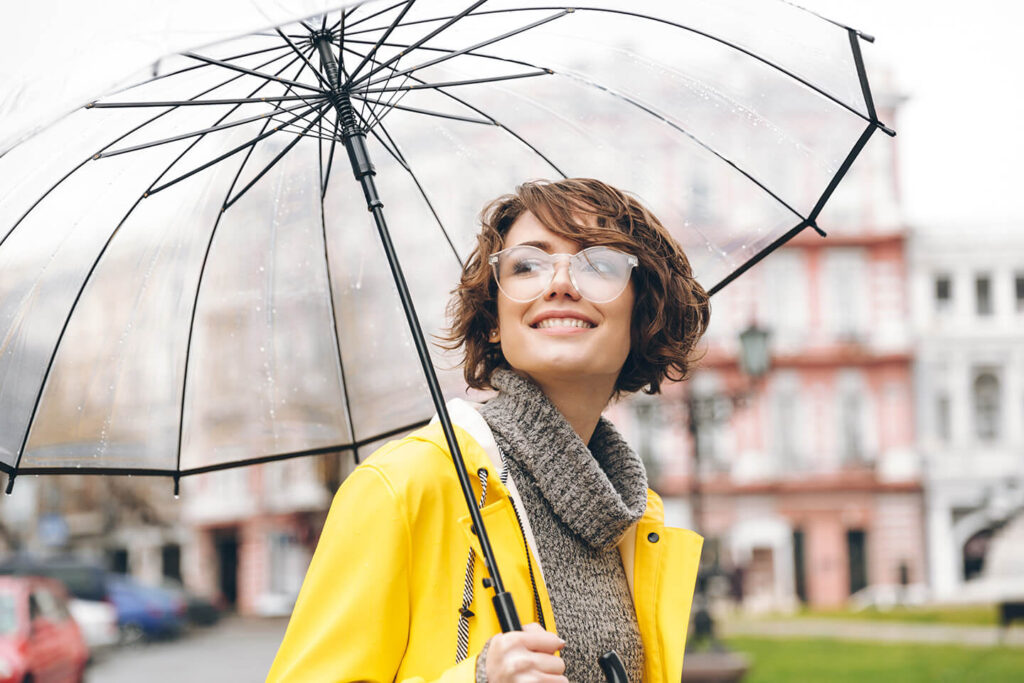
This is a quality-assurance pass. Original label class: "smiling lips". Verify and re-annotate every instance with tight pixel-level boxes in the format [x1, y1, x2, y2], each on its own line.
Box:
[531, 316, 596, 329]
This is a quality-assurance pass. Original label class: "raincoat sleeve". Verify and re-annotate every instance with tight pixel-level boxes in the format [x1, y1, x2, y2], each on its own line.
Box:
[266, 463, 477, 683]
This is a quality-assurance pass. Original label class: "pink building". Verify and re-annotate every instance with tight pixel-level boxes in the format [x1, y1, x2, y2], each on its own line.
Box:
[613, 85, 921, 608]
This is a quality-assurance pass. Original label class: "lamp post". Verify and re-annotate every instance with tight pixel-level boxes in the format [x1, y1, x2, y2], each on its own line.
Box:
[687, 323, 771, 538]
[682, 323, 770, 681]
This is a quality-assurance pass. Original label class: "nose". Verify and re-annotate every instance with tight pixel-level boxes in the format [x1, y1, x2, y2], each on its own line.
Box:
[543, 258, 581, 301]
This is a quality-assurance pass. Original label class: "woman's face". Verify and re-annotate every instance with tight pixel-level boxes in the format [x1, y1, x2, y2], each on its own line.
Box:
[493, 211, 634, 391]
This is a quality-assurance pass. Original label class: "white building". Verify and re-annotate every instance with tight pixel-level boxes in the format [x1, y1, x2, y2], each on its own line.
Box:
[910, 223, 1024, 601]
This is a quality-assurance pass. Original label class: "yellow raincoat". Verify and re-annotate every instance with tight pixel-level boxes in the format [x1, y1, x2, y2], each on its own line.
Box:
[267, 401, 702, 683]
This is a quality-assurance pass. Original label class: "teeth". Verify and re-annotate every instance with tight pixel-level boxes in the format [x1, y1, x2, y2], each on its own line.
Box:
[535, 318, 594, 329]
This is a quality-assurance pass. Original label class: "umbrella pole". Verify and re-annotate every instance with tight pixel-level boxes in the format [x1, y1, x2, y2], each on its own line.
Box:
[315, 40, 520, 634]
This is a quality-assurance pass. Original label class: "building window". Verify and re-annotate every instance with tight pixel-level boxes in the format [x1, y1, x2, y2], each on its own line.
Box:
[973, 371, 1001, 441]
[840, 392, 865, 463]
[935, 274, 952, 312]
[847, 529, 868, 596]
[975, 275, 993, 316]
[825, 249, 868, 340]
[936, 393, 951, 442]
[1015, 273, 1024, 313]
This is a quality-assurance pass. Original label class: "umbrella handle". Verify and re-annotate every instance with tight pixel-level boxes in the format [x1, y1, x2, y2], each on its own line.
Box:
[492, 591, 522, 633]
[598, 651, 629, 683]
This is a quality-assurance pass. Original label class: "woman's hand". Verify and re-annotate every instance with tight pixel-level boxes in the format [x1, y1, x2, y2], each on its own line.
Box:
[485, 622, 568, 682]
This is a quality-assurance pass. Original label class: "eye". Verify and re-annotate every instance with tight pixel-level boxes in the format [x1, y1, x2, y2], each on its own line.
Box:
[510, 256, 545, 275]
[578, 250, 622, 276]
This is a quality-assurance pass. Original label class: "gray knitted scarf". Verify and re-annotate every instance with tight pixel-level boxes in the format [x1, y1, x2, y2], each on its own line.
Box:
[478, 369, 647, 682]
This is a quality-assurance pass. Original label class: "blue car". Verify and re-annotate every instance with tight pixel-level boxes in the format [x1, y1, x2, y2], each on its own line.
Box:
[106, 575, 186, 644]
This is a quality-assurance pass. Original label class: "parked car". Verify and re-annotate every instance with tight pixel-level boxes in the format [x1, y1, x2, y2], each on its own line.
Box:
[0, 576, 89, 683]
[0, 557, 118, 652]
[160, 580, 221, 627]
[106, 576, 186, 644]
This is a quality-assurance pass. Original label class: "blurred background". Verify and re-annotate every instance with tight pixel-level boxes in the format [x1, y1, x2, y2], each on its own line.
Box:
[1, 1, 1022, 682]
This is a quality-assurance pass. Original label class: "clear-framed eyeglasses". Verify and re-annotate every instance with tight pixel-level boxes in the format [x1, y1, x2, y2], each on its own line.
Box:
[488, 245, 638, 303]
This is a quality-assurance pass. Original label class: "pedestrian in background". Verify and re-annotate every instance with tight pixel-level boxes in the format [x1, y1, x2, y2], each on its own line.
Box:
[267, 178, 709, 682]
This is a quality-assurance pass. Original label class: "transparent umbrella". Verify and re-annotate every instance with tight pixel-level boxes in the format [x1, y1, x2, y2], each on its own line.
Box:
[0, 0, 893, 486]
[0, 0, 892, 654]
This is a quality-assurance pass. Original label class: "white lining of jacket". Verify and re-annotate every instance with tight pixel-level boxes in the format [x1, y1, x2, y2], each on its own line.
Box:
[434, 398, 639, 599]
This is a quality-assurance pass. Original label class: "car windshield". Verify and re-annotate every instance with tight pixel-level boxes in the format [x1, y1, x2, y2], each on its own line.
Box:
[0, 592, 16, 634]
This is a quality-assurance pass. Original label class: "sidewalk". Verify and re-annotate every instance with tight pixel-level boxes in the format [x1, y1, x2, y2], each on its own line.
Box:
[721, 617, 1024, 648]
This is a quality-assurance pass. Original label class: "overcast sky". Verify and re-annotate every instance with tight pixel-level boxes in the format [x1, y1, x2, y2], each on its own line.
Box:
[797, 0, 1024, 228]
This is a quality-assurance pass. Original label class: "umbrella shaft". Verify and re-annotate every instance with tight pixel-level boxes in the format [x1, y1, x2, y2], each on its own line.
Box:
[316, 32, 520, 630]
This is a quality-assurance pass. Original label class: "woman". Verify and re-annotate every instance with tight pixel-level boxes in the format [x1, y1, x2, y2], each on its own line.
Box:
[267, 178, 710, 683]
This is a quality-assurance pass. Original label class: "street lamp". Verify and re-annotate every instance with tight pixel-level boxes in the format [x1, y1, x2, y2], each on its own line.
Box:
[687, 322, 771, 536]
[683, 323, 770, 682]
[738, 324, 771, 381]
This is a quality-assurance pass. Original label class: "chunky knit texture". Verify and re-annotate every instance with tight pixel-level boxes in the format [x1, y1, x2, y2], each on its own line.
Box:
[476, 369, 647, 682]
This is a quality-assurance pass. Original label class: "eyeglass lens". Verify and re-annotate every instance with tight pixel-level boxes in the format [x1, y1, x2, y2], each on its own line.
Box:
[492, 245, 635, 303]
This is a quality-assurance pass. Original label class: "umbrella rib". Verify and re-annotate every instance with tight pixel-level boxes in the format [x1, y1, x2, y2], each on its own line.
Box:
[808, 122, 877, 224]
[89, 95, 320, 108]
[337, 11, 346, 87]
[223, 107, 329, 209]
[104, 43, 294, 96]
[359, 70, 550, 94]
[2, 416, 429, 479]
[344, 36, 543, 72]
[343, 44, 566, 176]
[97, 101, 314, 158]
[351, 0, 490, 88]
[348, 96, 492, 125]
[345, 0, 412, 30]
[321, 119, 341, 198]
[183, 52, 325, 93]
[175, 115, 279, 480]
[368, 115, 465, 268]
[275, 28, 335, 91]
[177, 419, 431, 477]
[315, 126, 360, 453]
[361, 9, 571, 89]
[93, 47, 301, 112]
[147, 100, 327, 196]
[348, 0, 418, 83]
[561, 70, 804, 221]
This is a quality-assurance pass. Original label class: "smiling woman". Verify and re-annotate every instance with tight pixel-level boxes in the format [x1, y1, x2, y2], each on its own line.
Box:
[268, 178, 710, 683]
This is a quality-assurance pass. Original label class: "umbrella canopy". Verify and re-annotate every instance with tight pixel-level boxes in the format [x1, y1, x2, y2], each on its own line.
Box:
[0, 0, 892, 487]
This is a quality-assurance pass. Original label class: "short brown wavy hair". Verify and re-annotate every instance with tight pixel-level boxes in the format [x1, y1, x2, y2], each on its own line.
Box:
[443, 178, 710, 396]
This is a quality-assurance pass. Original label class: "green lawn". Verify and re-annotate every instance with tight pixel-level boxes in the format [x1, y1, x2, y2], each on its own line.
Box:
[725, 637, 1024, 683]
[787, 604, 999, 626]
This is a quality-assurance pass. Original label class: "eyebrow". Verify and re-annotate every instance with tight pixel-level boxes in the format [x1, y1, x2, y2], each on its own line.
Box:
[511, 239, 554, 251]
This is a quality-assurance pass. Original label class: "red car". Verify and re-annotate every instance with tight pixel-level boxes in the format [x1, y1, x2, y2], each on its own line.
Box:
[0, 576, 89, 683]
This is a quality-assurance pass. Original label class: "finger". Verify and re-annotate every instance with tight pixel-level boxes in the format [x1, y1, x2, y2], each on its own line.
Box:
[518, 623, 565, 655]
[502, 652, 566, 680]
[525, 652, 566, 676]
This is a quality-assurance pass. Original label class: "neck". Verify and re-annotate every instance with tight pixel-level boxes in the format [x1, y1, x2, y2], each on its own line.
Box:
[525, 372, 616, 443]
